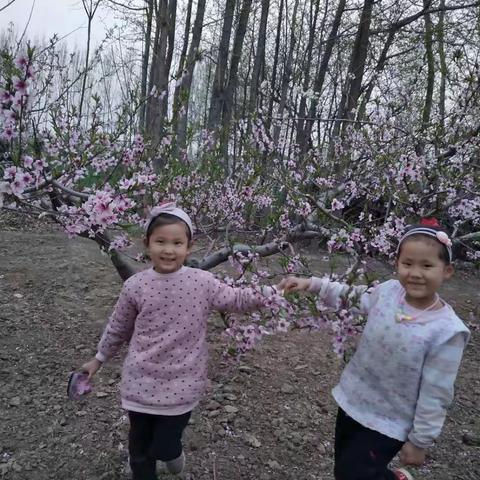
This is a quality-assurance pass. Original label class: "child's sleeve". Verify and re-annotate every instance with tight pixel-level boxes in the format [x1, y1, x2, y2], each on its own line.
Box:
[95, 281, 138, 363]
[308, 276, 372, 314]
[408, 331, 469, 448]
[208, 275, 273, 313]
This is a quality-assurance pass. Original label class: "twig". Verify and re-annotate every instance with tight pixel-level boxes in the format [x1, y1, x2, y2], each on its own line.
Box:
[0, 0, 17, 13]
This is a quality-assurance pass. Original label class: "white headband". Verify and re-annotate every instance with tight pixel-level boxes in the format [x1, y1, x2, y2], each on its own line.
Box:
[397, 227, 452, 262]
[147, 202, 193, 237]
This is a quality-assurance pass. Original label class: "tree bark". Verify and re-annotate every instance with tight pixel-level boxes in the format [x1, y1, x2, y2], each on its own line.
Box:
[295, 0, 320, 151]
[330, 0, 374, 147]
[357, 29, 395, 120]
[248, 0, 270, 114]
[172, 0, 207, 152]
[422, 0, 435, 129]
[221, 0, 254, 129]
[139, 0, 154, 131]
[145, 0, 177, 168]
[273, 0, 300, 144]
[302, 0, 347, 153]
[266, 0, 284, 130]
[437, 0, 447, 136]
[207, 0, 237, 130]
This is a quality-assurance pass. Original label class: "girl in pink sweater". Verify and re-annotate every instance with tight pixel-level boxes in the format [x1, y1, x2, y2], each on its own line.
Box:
[81, 203, 271, 480]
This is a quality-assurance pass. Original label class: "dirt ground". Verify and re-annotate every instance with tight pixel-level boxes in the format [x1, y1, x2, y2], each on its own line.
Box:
[1, 213, 479, 480]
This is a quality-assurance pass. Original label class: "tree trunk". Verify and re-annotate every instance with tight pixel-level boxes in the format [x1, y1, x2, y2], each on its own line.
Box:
[79, 1, 100, 126]
[248, 0, 270, 114]
[173, 0, 207, 152]
[221, 0, 254, 128]
[295, 0, 320, 151]
[331, 0, 374, 145]
[422, 0, 435, 129]
[207, 0, 237, 130]
[139, 0, 154, 131]
[302, 0, 347, 153]
[273, 0, 300, 144]
[356, 29, 395, 120]
[266, 0, 284, 130]
[145, 0, 177, 167]
[437, 0, 447, 136]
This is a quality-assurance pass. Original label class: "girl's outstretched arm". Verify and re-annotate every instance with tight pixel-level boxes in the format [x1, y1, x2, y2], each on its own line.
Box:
[207, 274, 274, 313]
[280, 275, 373, 314]
[277, 276, 311, 292]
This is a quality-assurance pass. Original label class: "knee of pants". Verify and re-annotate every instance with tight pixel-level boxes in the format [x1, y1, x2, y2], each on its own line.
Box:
[150, 438, 182, 462]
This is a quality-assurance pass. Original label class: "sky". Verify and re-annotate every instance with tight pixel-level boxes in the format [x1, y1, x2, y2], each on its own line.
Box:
[0, 0, 118, 48]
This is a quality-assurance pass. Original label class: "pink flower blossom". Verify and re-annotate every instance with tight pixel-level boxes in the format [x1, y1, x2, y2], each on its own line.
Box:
[14, 55, 28, 69]
[12, 77, 28, 95]
[331, 198, 344, 211]
[23, 156, 34, 168]
[3, 166, 17, 180]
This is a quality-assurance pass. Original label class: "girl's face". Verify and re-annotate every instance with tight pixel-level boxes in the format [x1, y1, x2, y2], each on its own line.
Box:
[395, 238, 453, 309]
[146, 222, 192, 274]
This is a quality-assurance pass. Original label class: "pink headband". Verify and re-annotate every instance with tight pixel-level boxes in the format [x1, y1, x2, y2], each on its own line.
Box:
[147, 202, 193, 236]
[397, 227, 452, 262]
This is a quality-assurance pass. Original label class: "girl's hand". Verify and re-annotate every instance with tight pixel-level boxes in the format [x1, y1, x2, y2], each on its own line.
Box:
[277, 276, 312, 293]
[81, 357, 102, 379]
[399, 441, 426, 466]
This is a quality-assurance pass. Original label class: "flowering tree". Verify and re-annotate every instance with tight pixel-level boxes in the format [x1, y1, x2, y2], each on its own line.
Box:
[1, 10, 479, 354]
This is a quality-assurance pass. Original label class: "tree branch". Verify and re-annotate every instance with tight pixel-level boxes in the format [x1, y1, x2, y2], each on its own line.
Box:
[0, 0, 17, 13]
[197, 228, 326, 270]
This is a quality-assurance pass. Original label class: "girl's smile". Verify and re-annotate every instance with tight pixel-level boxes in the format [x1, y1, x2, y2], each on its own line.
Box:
[396, 239, 453, 309]
[146, 223, 192, 274]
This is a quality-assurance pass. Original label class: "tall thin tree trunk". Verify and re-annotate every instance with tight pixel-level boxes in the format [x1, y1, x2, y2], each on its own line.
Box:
[139, 0, 154, 131]
[422, 0, 435, 129]
[173, 0, 207, 152]
[437, 0, 447, 136]
[78, 0, 100, 126]
[145, 0, 177, 169]
[302, 0, 347, 153]
[331, 0, 374, 146]
[248, 0, 270, 114]
[207, 0, 236, 129]
[357, 29, 395, 120]
[295, 0, 320, 151]
[273, 0, 300, 144]
[221, 0, 253, 128]
[266, 0, 284, 130]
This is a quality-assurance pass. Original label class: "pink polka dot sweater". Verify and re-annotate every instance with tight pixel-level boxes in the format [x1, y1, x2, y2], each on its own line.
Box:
[95, 266, 269, 415]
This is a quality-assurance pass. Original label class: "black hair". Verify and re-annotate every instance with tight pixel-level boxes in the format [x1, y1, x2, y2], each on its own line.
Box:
[397, 224, 451, 264]
[145, 213, 192, 243]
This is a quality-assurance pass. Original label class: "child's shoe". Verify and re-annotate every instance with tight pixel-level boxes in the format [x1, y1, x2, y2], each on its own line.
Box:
[394, 468, 414, 480]
[165, 451, 185, 474]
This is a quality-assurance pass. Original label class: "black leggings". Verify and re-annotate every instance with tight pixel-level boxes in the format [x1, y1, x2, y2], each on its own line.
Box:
[334, 408, 404, 480]
[128, 410, 191, 480]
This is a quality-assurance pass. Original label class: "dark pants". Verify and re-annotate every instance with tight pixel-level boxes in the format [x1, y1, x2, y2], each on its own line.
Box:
[334, 408, 404, 480]
[128, 410, 191, 480]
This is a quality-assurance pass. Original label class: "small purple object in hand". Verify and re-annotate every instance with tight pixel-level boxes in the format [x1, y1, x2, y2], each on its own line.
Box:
[67, 372, 92, 400]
